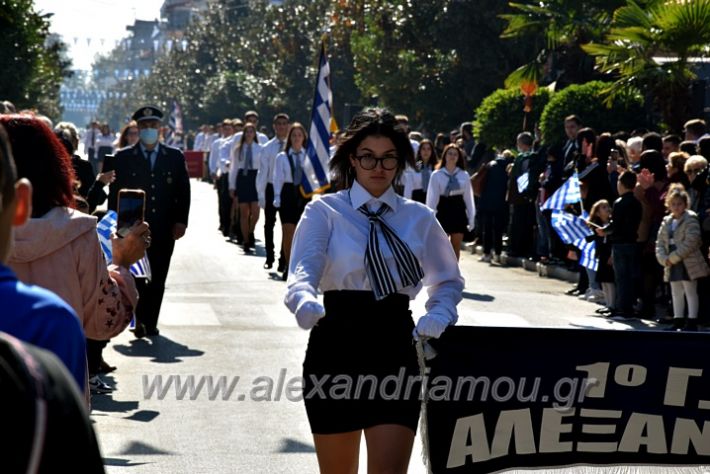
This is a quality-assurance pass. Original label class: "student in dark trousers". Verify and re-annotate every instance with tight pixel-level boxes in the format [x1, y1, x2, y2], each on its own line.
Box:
[285, 108, 463, 474]
[597, 171, 642, 318]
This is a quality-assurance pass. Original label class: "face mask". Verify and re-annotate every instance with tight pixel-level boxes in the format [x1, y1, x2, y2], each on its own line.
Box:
[139, 128, 159, 145]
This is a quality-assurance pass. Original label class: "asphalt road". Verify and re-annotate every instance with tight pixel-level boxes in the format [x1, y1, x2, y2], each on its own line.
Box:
[92, 180, 708, 474]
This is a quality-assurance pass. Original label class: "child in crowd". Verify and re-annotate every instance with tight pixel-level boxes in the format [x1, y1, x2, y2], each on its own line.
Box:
[587, 199, 615, 315]
[655, 184, 710, 331]
[598, 171, 642, 318]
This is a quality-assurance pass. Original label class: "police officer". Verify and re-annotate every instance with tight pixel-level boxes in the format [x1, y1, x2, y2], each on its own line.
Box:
[103, 106, 191, 338]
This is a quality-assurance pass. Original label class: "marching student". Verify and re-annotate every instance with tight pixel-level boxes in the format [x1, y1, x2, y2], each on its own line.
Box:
[426, 144, 476, 260]
[273, 122, 309, 281]
[257, 113, 290, 271]
[656, 184, 710, 331]
[285, 108, 463, 474]
[403, 138, 437, 203]
[229, 122, 262, 253]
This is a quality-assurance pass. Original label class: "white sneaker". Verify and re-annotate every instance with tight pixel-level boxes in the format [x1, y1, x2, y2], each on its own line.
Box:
[479, 254, 492, 263]
[586, 289, 606, 304]
[578, 288, 592, 300]
[89, 375, 113, 394]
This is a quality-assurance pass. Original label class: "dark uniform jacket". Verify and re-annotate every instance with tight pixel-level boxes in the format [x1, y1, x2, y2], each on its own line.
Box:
[103, 143, 191, 240]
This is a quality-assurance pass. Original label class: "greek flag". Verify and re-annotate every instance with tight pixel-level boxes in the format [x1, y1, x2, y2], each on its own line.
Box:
[96, 211, 151, 280]
[167, 100, 183, 149]
[516, 173, 529, 194]
[550, 210, 598, 271]
[302, 44, 333, 197]
[574, 237, 599, 271]
[550, 210, 592, 244]
[540, 172, 581, 210]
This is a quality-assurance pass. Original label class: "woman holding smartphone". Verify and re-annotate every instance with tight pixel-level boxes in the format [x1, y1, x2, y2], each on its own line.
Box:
[285, 108, 463, 473]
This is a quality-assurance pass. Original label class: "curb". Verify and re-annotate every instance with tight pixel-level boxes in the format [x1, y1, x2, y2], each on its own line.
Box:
[465, 243, 580, 284]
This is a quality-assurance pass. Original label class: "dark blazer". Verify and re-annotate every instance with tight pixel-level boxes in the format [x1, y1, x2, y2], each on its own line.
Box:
[103, 143, 191, 239]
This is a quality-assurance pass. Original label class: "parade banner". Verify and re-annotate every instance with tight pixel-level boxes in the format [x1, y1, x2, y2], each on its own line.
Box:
[426, 326, 710, 473]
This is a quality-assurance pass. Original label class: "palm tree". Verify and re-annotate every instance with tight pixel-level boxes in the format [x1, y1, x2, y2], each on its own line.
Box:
[582, 0, 710, 132]
[500, 0, 626, 89]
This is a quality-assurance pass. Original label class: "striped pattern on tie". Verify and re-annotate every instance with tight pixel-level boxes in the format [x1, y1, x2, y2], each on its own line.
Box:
[359, 204, 424, 300]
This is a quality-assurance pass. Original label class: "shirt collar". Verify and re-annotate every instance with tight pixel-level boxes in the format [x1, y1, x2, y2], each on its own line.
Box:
[139, 142, 160, 156]
[349, 179, 398, 212]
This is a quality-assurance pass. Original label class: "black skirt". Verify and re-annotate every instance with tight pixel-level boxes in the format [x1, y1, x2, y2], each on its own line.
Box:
[303, 290, 421, 434]
[436, 195, 468, 234]
[411, 189, 426, 204]
[236, 169, 258, 203]
[279, 183, 309, 225]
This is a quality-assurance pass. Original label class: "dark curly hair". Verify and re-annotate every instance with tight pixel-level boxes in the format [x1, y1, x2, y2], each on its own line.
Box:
[0, 115, 75, 217]
[330, 108, 415, 190]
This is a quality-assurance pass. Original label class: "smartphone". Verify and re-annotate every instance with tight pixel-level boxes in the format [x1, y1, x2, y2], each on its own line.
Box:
[116, 189, 145, 238]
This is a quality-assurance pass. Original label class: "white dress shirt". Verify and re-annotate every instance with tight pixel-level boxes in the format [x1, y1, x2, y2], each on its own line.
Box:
[193, 132, 205, 151]
[273, 148, 307, 204]
[229, 142, 262, 191]
[208, 136, 222, 175]
[285, 179, 464, 325]
[257, 136, 286, 202]
[95, 133, 115, 150]
[426, 167, 476, 231]
[410, 139, 420, 156]
[402, 165, 423, 199]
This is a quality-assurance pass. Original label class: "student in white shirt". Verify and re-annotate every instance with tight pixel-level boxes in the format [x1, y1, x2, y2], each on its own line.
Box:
[285, 108, 463, 473]
[229, 122, 261, 252]
[257, 113, 290, 270]
[426, 144, 476, 260]
[403, 138, 438, 203]
[273, 122, 309, 281]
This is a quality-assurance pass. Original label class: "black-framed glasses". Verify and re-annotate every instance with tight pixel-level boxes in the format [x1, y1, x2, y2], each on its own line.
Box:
[353, 154, 399, 170]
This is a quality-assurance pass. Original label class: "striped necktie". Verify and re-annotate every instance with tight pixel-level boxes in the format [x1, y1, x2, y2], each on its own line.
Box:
[243, 145, 252, 176]
[358, 203, 425, 300]
[445, 170, 460, 196]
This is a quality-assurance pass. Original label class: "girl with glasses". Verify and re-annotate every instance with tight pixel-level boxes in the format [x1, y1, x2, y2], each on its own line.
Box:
[426, 144, 476, 260]
[285, 108, 463, 474]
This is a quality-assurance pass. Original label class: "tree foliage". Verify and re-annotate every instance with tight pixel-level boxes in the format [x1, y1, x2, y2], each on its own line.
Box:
[0, 0, 72, 119]
[539, 80, 647, 143]
[582, 0, 710, 132]
[474, 87, 552, 150]
[500, 0, 627, 89]
[349, 0, 535, 132]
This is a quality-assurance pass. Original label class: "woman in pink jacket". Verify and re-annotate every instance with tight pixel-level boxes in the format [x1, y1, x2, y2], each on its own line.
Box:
[2, 115, 149, 344]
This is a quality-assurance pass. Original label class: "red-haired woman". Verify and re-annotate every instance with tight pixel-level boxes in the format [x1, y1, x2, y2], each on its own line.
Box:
[426, 144, 476, 260]
[1, 115, 150, 396]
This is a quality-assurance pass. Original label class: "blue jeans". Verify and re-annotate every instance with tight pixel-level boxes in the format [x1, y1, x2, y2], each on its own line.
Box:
[612, 243, 638, 314]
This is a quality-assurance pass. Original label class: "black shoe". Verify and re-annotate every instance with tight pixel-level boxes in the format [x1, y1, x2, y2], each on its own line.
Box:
[684, 319, 698, 332]
[277, 260, 286, 273]
[243, 243, 252, 254]
[131, 323, 147, 339]
[281, 272, 287, 281]
[565, 287, 581, 296]
[263, 260, 274, 270]
[146, 327, 160, 337]
[665, 318, 685, 331]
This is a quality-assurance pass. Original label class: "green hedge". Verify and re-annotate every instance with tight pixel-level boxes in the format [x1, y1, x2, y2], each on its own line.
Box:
[539, 81, 648, 144]
[474, 87, 552, 150]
